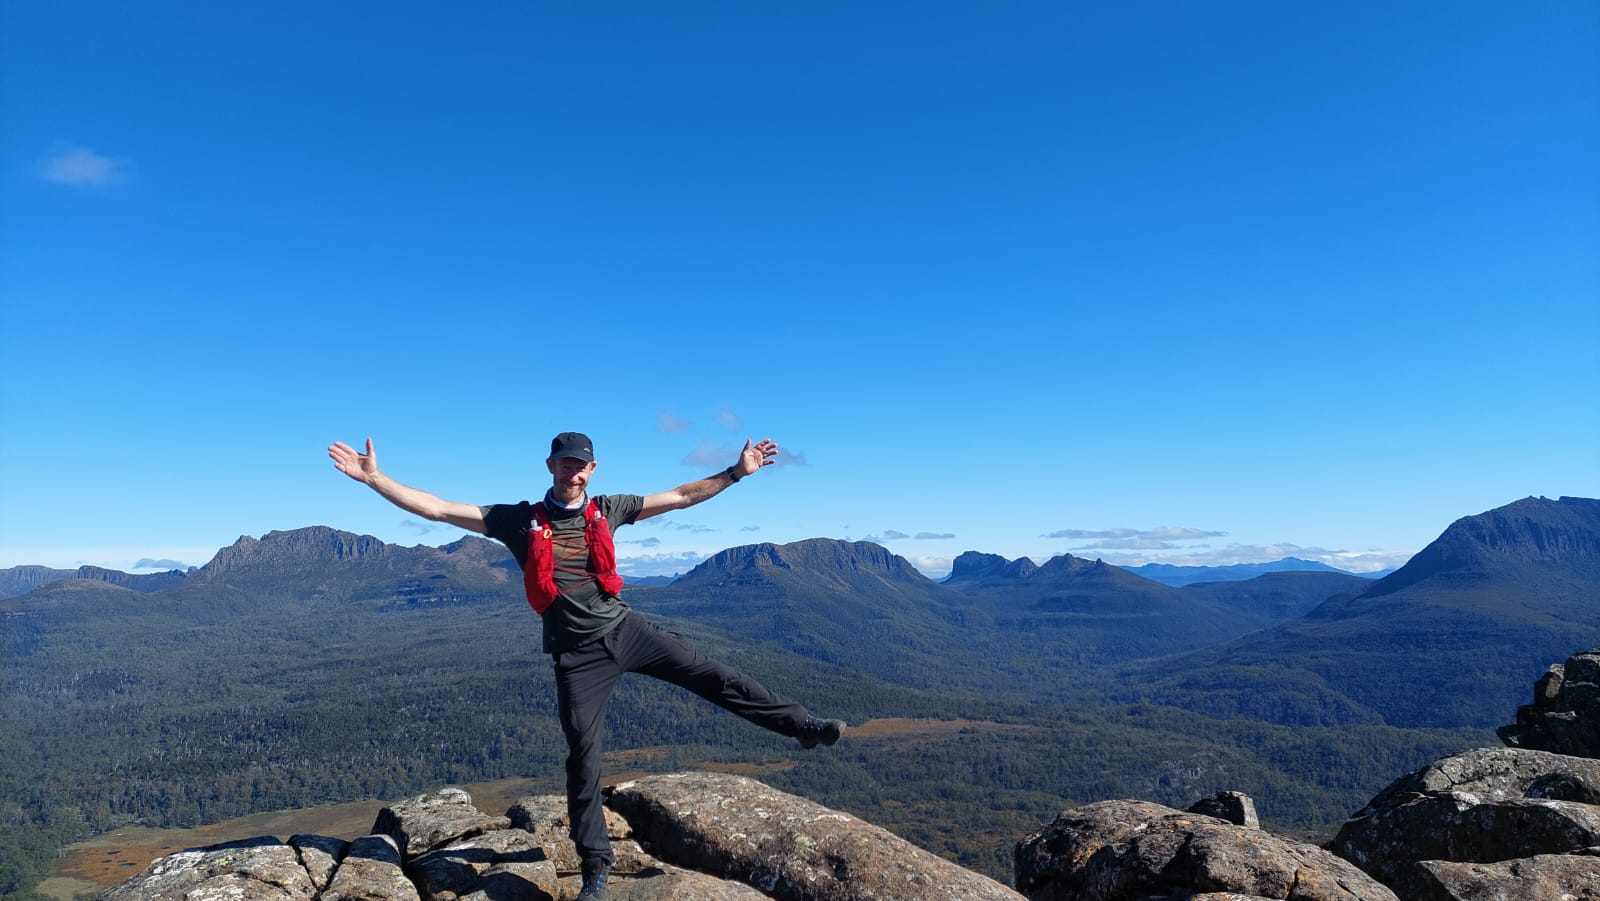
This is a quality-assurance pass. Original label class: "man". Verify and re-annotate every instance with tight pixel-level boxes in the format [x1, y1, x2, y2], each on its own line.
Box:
[327, 431, 845, 901]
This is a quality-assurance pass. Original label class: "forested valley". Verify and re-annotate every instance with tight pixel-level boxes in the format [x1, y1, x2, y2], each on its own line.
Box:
[1, 571, 1483, 897]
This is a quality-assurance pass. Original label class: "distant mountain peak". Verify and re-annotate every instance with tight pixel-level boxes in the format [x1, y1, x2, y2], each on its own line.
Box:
[193, 526, 390, 580]
[1125, 557, 1364, 588]
[944, 551, 1039, 585]
[1363, 495, 1600, 598]
[687, 537, 927, 583]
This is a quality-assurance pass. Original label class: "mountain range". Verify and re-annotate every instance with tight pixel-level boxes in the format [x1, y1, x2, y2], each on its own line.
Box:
[7, 495, 1593, 723]
[1121, 496, 1600, 727]
[3, 495, 1595, 898]
[1123, 557, 1391, 587]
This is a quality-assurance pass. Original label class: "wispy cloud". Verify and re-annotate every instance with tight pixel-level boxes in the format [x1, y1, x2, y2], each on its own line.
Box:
[682, 441, 737, 468]
[36, 143, 129, 188]
[132, 558, 192, 571]
[400, 519, 441, 536]
[682, 439, 806, 469]
[717, 409, 742, 431]
[740, 525, 761, 532]
[1035, 523, 1409, 572]
[771, 445, 807, 467]
[621, 536, 662, 548]
[1072, 537, 1191, 550]
[864, 529, 955, 543]
[1044, 527, 1226, 541]
[1076, 543, 1414, 574]
[657, 412, 693, 433]
[618, 551, 707, 578]
[651, 519, 716, 534]
[908, 555, 953, 579]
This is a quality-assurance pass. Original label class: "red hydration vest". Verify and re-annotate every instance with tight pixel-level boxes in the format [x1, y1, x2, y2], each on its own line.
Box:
[524, 498, 624, 615]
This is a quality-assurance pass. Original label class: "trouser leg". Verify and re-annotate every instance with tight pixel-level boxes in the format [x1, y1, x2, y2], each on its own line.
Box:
[611, 612, 810, 735]
[553, 636, 623, 869]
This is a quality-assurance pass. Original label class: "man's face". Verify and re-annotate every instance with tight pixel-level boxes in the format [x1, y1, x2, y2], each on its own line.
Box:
[547, 456, 596, 492]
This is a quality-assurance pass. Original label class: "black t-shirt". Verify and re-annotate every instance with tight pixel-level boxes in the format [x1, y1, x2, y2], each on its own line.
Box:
[481, 493, 644, 654]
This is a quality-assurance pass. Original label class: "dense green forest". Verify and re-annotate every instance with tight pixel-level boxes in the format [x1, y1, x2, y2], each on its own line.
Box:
[0, 588, 1487, 897]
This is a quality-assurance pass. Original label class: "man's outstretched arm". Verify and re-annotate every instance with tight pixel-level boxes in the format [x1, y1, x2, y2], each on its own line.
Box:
[328, 438, 488, 534]
[639, 438, 778, 521]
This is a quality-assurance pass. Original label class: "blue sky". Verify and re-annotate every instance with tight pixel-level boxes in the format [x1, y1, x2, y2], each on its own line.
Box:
[2, 2, 1596, 579]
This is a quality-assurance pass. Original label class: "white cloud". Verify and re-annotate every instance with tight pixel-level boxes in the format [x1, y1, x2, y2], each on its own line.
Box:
[914, 532, 956, 540]
[1078, 542, 1414, 574]
[863, 530, 910, 542]
[132, 558, 192, 571]
[682, 441, 738, 468]
[618, 551, 707, 578]
[717, 409, 743, 431]
[771, 445, 807, 467]
[657, 412, 693, 433]
[908, 555, 953, 579]
[1044, 526, 1226, 541]
[647, 518, 716, 534]
[36, 143, 129, 188]
[1072, 537, 1182, 550]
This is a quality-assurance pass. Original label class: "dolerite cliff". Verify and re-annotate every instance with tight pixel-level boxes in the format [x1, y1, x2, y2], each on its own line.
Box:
[104, 651, 1600, 901]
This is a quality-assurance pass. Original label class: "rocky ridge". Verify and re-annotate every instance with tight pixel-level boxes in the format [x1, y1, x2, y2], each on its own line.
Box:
[104, 649, 1600, 900]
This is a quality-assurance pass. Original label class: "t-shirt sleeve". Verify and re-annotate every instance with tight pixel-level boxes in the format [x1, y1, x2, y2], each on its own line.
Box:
[602, 494, 645, 527]
[481, 502, 531, 567]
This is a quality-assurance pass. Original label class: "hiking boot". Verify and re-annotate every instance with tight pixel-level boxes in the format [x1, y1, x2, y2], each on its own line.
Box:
[572, 857, 601, 901]
[572, 864, 601, 901]
[796, 717, 846, 749]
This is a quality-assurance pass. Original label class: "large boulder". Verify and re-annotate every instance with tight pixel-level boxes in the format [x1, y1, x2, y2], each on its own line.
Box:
[100, 838, 319, 901]
[1413, 852, 1600, 900]
[1187, 790, 1261, 828]
[407, 828, 557, 900]
[1013, 799, 1395, 901]
[1499, 649, 1600, 757]
[1331, 747, 1600, 899]
[320, 834, 419, 901]
[508, 792, 649, 875]
[606, 771, 1025, 900]
[373, 786, 513, 858]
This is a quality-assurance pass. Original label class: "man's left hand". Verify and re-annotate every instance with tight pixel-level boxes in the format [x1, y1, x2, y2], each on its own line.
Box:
[735, 438, 779, 478]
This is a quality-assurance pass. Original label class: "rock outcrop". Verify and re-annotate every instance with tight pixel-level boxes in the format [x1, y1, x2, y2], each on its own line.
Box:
[104, 778, 1021, 901]
[608, 772, 1022, 900]
[1329, 746, 1600, 899]
[1499, 647, 1600, 757]
[103, 649, 1600, 901]
[1014, 799, 1395, 901]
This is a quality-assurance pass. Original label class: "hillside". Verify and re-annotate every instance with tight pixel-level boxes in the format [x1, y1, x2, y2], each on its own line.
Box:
[0, 564, 189, 600]
[1120, 496, 1600, 728]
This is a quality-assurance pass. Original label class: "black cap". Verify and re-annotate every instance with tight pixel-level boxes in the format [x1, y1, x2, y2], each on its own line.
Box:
[548, 431, 595, 462]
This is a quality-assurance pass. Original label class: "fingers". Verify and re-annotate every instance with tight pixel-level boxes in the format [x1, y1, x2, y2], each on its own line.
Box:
[755, 438, 778, 466]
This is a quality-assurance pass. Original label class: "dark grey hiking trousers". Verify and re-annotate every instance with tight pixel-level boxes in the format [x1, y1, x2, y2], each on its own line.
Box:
[551, 610, 810, 868]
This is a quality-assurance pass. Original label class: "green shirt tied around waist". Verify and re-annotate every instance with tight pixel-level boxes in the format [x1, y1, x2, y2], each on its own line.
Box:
[482, 493, 644, 654]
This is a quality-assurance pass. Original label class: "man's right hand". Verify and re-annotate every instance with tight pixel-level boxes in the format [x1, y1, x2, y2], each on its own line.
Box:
[328, 438, 379, 484]
[325, 438, 489, 535]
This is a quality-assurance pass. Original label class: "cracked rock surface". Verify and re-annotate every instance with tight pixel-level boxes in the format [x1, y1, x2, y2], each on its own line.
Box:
[102, 776, 1020, 901]
[1331, 747, 1600, 899]
[1013, 799, 1395, 901]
